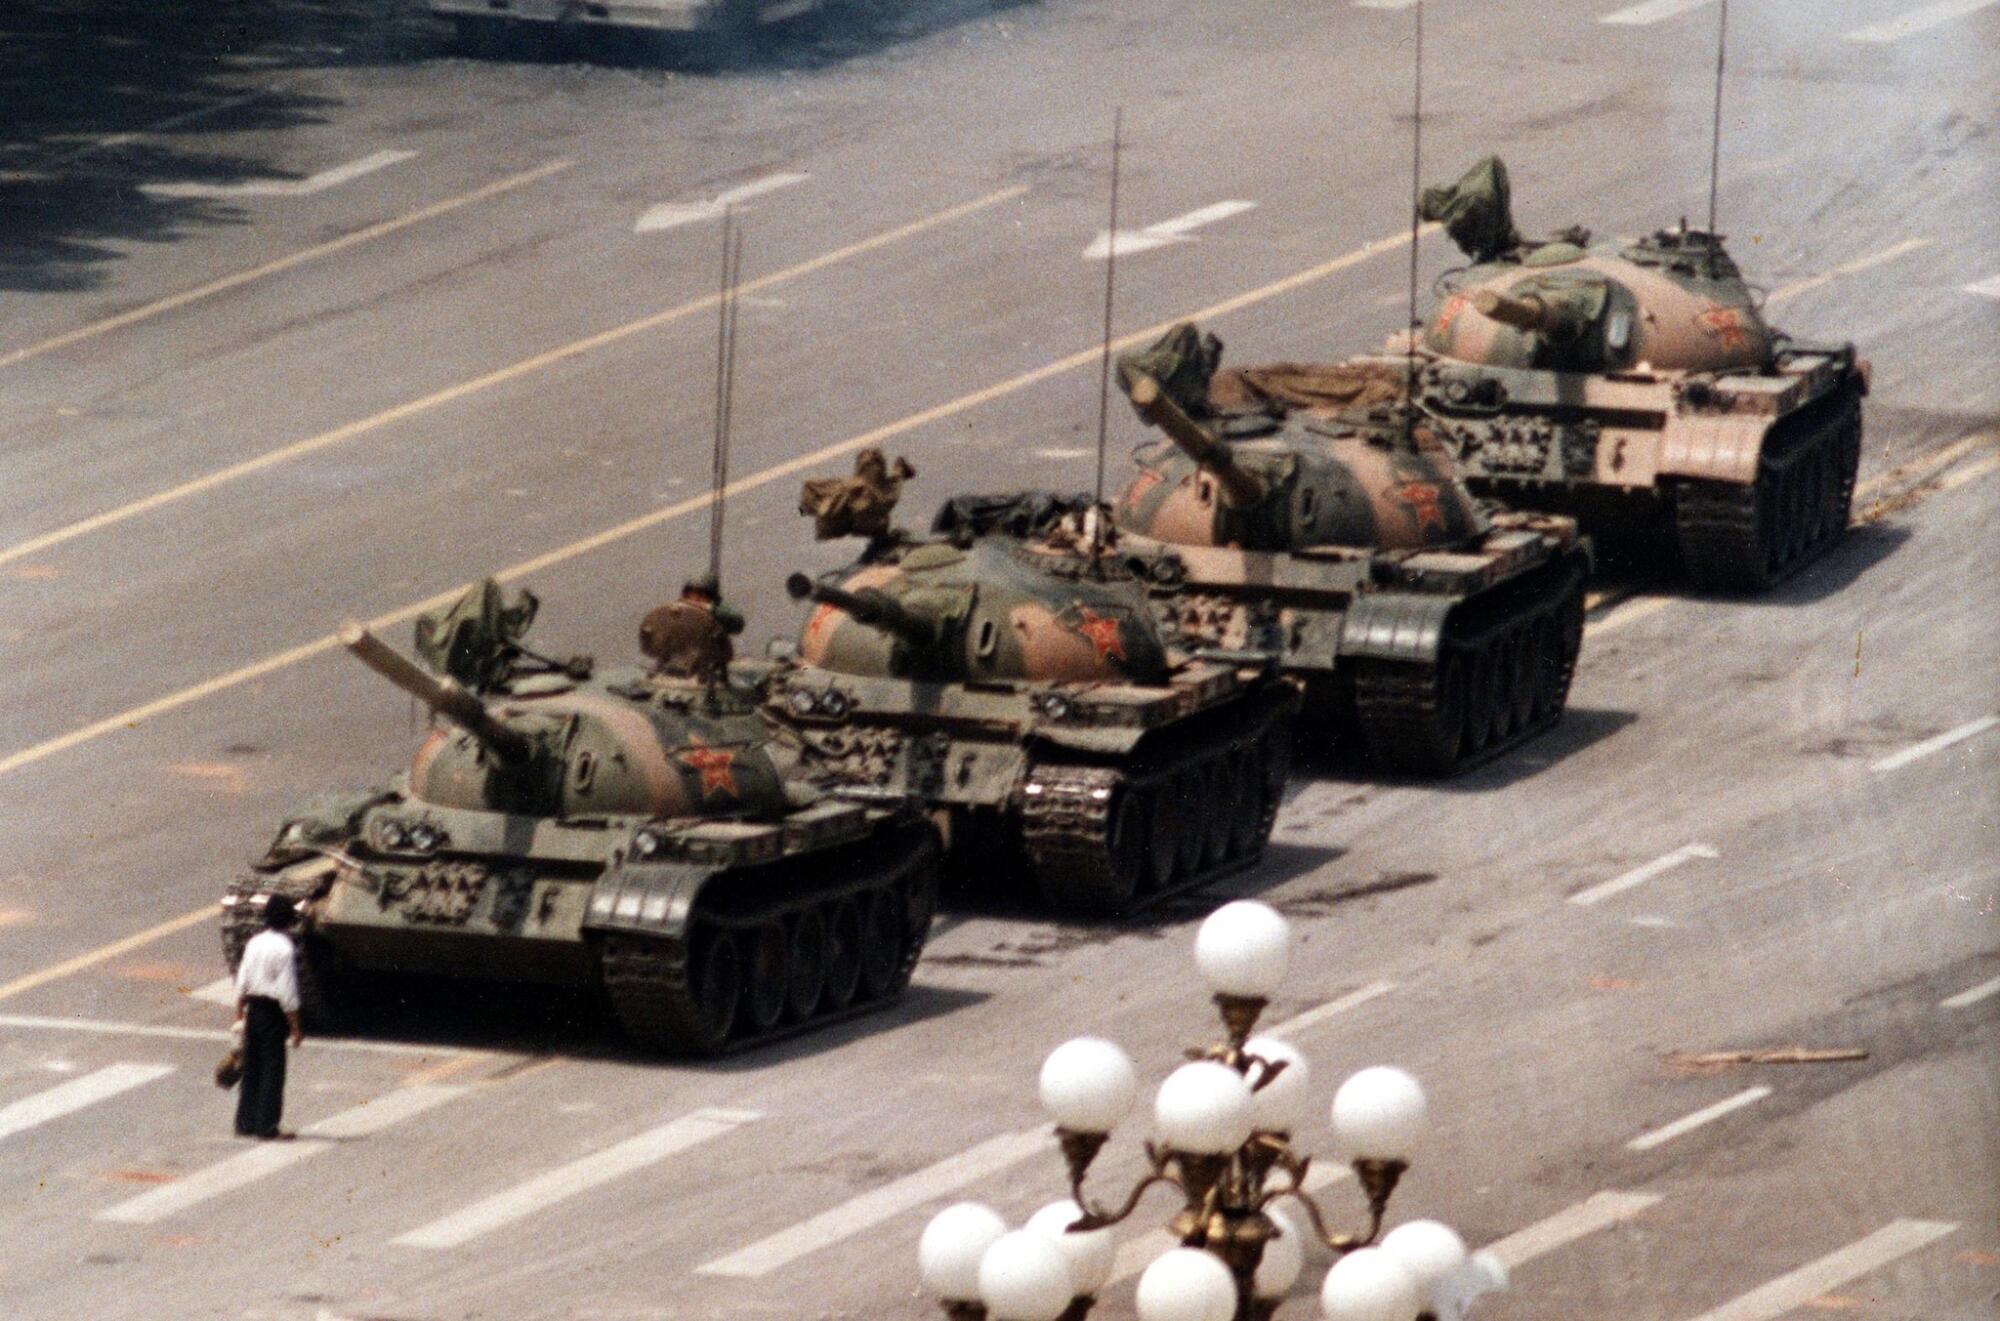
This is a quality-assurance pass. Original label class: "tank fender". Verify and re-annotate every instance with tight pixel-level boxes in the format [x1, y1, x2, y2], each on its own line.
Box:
[583, 861, 712, 939]
[1657, 412, 1769, 485]
[1338, 593, 1455, 664]
[1031, 725, 1148, 756]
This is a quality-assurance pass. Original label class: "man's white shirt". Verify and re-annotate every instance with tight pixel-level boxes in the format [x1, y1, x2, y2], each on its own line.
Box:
[235, 930, 301, 1013]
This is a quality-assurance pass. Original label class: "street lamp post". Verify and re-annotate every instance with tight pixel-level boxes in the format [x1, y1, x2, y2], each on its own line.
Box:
[918, 901, 1508, 1321]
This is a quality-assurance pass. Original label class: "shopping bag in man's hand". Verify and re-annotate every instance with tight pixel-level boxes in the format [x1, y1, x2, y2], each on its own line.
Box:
[214, 1048, 244, 1089]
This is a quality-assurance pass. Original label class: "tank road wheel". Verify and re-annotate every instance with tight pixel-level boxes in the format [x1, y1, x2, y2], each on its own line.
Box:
[742, 922, 789, 1034]
[1257, 726, 1292, 833]
[783, 908, 827, 1023]
[682, 929, 742, 1053]
[1140, 786, 1177, 895]
[1169, 768, 1206, 880]
[1830, 397, 1863, 531]
[1511, 622, 1544, 731]
[1493, 629, 1527, 740]
[1463, 645, 1502, 756]
[822, 898, 864, 1011]
[1197, 759, 1232, 869]
[857, 889, 904, 1001]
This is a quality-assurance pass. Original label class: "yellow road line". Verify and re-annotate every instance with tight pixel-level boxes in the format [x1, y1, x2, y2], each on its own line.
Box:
[0, 184, 1027, 571]
[0, 159, 575, 372]
[1585, 596, 1672, 638]
[0, 905, 213, 1003]
[1856, 428, 2000, 500]
[1763, 237, 1931, 309]
[1931, 448, 2000, 494]
[0, 223, 1432, 783]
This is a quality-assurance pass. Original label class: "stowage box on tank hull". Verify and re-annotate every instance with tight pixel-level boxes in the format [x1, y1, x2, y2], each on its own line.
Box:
[1409, 157, 1868, 592]
[1107, 328, 1591, 776]
[222, 585, 938, 1057]
[763, 493, 1300, 918]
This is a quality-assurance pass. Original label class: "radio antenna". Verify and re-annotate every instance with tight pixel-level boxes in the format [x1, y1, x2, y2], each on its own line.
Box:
[706, 208, 743, 592]
[1090, 106, 1125, 567]
[1403, 0, 1425, 409]
[1705, 0, 1729, 275]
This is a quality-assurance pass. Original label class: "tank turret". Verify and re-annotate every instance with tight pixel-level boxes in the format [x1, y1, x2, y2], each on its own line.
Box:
[1411, 155, 1868, 591]
[785, 573, 941, 653]
[225, 581, 940, 1057]
[1125, 373, 1267, 508]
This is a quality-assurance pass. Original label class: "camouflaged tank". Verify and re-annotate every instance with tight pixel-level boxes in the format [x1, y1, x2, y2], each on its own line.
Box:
[762, 480, 1299, 917]
[1403, 157, 1868, 592]
[219, 581, 939, 1056]
[1107, 324, 1590, 776]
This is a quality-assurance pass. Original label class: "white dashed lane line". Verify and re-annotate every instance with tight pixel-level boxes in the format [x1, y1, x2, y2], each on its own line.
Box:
[1871, 714, 2000, 772]
[1600, 0, 1716, 25]
[634, 172, 811, 234]
[1264, 980, 1397, 1038]
[1846, 0, 2000, 43]
[0, 1063, 174, 1144]
[1940, 974, 2000, 1010]
[1680, 1220, 1957, 1321]
[142, 148, 418, 200]
[1483, 1190, 1663, 1270]
[1626, 1086, 1773, 1152]
[1569, 844, 1719, 907]
[1084, 200, 1258, 260]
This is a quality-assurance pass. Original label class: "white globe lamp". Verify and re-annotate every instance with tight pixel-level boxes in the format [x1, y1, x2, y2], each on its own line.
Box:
[1379, 1219, 1468, 1295]
[1320, 1246, 1422, 1321]
[1331, 1067, 1428, 1161]
[977, 1229, 1075, 1321]
[1154, 1061, 1256, 1155]
[1025, 1199, 1115, 1299]
[1136, 1247, 1238, 1321]
[919, 1202, 1008, 1302]
[1040, 1037, 1138, 1134]
[1194, 901, 1292, 999]
[1244, 1035, 1311, 1133]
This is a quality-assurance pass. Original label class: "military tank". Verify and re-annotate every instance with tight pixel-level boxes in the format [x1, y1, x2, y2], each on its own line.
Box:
[1105, 323, 1591, 777]
[1403, 156, 1868, 592]
[219, 581, 939, 1056]
[761, 473, 1299, 917]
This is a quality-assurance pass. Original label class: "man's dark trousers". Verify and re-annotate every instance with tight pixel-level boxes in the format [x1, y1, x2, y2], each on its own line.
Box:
[235, 996, 288, 1137]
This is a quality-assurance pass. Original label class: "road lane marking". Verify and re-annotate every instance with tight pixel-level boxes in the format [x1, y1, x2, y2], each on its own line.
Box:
[1601, 0, 1715, 25]
[696, 1125, 1053, 1277]
[635, 172, 810, 233]
[1870, 714, 2000, 772]
[1846, 0, 1999, 43]
[0, 159, 573, 371]
[1265, 981, 1397, 1039]
[190, 977, 238, 1006]
[26, 89, 274, 172]
[0, 184, 1022, 570]
[1968, 273, 2000, 299]
[0, 220, 1430, 787]
[1484, 1190, 1663, 1269]
[0, 1063, 174, 1143]
[0, 1011, 490, 1060]
[1933, 449, 2000, 494]
[1353, 0, 1418, 8]
[1584, 594, 1671, 638]
[1762, 238, 1932, 309]
[98, 1084, 468, 1223]
[1626, 1085, 1772, 1151]
[1940, 974, 2000, 1009]
[1681, 1220, 1957, 1321]
[0, 906, 215, 1002]
[141, 148, 418, 199]
[1084, 200, 1257, 260]
[1569, 844, 1719, 907]
[396, 1107, 760, 1249]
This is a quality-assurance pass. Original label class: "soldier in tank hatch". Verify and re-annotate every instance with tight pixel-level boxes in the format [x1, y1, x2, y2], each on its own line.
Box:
[639, 573, 744, 682]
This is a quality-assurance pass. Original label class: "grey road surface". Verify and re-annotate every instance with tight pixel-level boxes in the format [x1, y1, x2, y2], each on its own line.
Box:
[0, 0, 1995, 1318]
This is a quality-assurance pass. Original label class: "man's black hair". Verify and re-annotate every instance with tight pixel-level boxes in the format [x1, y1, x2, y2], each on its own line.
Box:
[262, 895, 297, 930]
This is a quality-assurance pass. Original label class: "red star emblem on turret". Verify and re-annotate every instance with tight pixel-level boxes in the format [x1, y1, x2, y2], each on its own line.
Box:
[677, 735, 738, 799]
[1697, 307, 1750, 351]
[1123, 468, 1164, 513]
[1436, 293, 1469, 337]
[1397, 481, 1447, 533]
[803, 603, 840, 652]
[1072, 606, 1127, 664]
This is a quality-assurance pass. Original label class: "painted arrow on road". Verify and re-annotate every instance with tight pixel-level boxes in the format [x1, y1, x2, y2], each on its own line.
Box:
[634, 172, 810, 233]
[142, 149, 417, 200]
[1083, 199, 1257, 260]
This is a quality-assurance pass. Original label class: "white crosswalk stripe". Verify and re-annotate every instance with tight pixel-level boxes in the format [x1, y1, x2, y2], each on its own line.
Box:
[0, 1063, 174, 1144]
[1483, 1190, 1662, 1269]
[1601, 0, 1716, 24]
[397, 1107, 760, 1250]
[1847, 0, 2000, 43]
[696, 1125, 1053, 1277]
[99, 1084, 468, 1224]
[1681, 1219, 1957, 1321]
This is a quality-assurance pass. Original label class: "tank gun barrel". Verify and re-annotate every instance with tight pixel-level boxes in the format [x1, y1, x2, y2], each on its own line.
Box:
[1470, 288, 1578, 338]
[785, 574, 937, 650]
[339, 621, 534, 764]
[1124, 373, 1266, 508]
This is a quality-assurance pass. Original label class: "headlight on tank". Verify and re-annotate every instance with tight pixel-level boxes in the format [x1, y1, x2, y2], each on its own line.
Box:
[818, 689, 851, 718]
[787, 688, 821, 717]
[1033, 692, 1074, 722]
[631, 828, 665, 860]
[407, 822, 447, 853]
[375, 820, 410, 850]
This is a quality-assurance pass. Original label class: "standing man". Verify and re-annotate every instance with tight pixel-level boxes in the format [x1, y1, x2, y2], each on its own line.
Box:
[233, 896, 304, 1140]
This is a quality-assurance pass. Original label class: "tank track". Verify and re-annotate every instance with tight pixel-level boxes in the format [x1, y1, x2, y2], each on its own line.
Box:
[1020, 687, 1295, 918]
[597, 820, 939, 1057]
[1673, 385, 1863, 593]
[1352, 553, 1589, 776]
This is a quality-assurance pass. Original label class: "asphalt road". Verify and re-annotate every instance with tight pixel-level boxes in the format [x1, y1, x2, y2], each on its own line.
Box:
[0, 0, 1995, 1318]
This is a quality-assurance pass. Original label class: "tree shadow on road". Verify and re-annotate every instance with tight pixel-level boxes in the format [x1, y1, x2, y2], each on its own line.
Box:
[0, 0, 428, 293]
